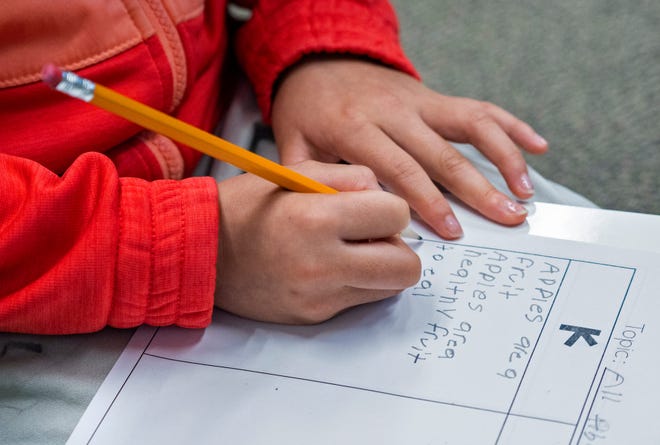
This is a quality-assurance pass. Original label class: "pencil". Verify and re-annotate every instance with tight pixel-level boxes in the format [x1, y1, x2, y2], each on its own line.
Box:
[41, 64, 421, 240]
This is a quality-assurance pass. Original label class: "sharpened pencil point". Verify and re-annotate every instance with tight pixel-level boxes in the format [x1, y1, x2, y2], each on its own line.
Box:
[401, 227, 422, 240]
[41, 64, 63, 89]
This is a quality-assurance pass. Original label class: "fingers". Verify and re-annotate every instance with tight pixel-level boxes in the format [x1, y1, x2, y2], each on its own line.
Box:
[215, 169, 421, 326]
[423, 94, 549, 155]
[380, 111, 528, 226]
[482, 102, 549, 155]
[422, 95, 548, 200]
[334, 122, 465, 239]
[291, 191, 420, 303]
[272, 59, 550, 236]
[457, 101, 547, 199]
[462, 116, 535, 199]
[339, 235, 421, 290]
[279, 194, 421, 323]
[324, 190, 411, 240]
[294, 237, 421, 323]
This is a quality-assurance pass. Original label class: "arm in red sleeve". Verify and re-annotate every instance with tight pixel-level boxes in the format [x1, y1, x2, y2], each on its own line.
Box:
[235, 0, 420, 120]
[0, 152, 218, 334]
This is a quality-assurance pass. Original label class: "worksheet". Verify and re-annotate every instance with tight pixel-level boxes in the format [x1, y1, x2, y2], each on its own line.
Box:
[68, 217, 660, 445]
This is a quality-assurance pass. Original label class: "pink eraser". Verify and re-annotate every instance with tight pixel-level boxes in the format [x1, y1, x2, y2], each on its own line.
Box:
[41, 64, 63, 89]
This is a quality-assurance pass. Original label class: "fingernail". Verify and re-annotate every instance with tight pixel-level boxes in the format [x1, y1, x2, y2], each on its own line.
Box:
[533, 133, 548, 147]
[444, 214, 463, 238]
[520, 173, 534, 194]
[503, 199, 528, 216]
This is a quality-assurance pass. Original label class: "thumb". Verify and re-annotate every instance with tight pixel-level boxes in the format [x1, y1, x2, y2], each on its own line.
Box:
[278, 137, 342, 165]
[279, 138, 315, 165]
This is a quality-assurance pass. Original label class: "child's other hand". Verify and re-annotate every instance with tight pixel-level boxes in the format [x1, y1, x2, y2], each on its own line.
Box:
[214, 161, 421, 324]
[271, 57, 549, 239]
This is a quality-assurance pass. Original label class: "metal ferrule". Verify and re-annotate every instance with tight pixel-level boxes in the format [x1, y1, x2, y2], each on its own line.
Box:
[56, 71, 96, 102]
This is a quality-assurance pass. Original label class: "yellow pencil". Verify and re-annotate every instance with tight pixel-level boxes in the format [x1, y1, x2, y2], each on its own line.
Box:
[42, 64, 421, 239]
[42, 64, 335, 194]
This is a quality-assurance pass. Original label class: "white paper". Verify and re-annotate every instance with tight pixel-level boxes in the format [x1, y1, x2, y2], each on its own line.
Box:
[67, 212, 660, 445]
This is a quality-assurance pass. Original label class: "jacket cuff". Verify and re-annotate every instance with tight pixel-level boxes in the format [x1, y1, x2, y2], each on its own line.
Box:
[236, 0, 420, 121]
[109, 176, 218, 328]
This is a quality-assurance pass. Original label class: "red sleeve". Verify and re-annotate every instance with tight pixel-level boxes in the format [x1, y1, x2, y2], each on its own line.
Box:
[0, 152, 218, 334]
[235, 0, 420, 120]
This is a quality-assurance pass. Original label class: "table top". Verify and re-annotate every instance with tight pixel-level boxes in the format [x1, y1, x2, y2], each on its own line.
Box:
[447, 198, 660, 254]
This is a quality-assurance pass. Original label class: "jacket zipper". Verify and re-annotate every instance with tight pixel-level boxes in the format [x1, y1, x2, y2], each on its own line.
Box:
[139, 0, 188, 112]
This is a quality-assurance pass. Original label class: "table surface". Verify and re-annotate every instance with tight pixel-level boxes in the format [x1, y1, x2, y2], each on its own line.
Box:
[449, 198, 660, 254]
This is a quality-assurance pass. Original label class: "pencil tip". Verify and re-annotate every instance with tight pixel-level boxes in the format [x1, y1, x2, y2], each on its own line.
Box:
[41, 64, 62, 89]
[401, 227, 423, 241]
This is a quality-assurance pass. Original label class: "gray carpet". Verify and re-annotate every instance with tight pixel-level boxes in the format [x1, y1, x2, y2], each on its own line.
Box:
[392, 0, 659, 215]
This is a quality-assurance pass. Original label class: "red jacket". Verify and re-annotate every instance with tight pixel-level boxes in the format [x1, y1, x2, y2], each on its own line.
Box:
[0, 0, 417, 334]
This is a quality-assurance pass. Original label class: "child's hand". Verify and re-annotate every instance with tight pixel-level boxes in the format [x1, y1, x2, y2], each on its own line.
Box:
[271, 57, 549, 239]
[214, 161, 421, 324]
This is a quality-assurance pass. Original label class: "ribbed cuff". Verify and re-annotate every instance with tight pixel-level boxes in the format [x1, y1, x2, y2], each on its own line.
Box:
[236, 0, 420, 121]
[109, 176, 218, 328]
